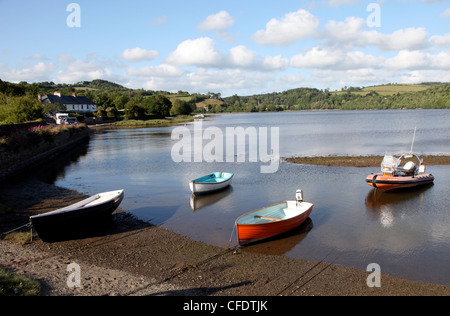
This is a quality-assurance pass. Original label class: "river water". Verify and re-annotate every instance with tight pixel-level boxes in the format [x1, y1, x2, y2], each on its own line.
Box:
[50, 110, 450, 285]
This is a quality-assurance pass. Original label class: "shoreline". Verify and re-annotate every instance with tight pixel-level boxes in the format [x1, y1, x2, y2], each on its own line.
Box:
[0, 179, 449, 296]
[284, 155, 450, 167]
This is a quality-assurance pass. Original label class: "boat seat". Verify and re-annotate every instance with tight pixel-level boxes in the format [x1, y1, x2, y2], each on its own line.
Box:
[398, 161, 417, 175]
[282, 207, 299, 219]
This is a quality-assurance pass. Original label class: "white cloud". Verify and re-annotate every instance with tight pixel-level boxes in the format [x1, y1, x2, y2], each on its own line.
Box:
[54, 55, 118, 84]
[384, 50, 431, 70]
[252, 9, 320, 45]
[380, 28, 429, 51]
[165, 37, 225, 67]
[442, 8, 450, 18]
[125, 64, 184, 77]
[262, 55, 289, 71]
[198, 11, 234, 31]
[384, 50, 450, 70]
[328, 0, 361, 7]
[323, 17, 429, 51]
[228, 45, 259, 67]
[0, 62, 57, 82]
[186, 68, 273, 94]
[431, 33, 450, 46]
[165, 38, 287, 71]
[290, 47, 382, 70]
[121, 47, 159, 62]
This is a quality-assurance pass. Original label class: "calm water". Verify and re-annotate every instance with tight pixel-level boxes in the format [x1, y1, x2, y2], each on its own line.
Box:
[50, 110, 450, 285]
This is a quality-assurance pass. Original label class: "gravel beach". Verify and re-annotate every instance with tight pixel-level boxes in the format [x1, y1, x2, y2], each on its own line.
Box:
[1, 178, 449, 296]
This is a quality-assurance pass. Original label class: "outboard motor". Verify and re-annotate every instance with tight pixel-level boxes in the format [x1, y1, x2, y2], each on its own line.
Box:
[296, 189, 303, 206]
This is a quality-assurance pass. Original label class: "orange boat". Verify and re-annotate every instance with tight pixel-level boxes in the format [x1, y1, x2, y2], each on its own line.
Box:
[366, 153, 434, 191]
[235, 190, 314, 245]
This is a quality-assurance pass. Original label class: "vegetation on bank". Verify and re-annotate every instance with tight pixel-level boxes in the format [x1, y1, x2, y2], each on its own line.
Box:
[0, 268, 41, 296]
[1, 79, 450, 125]
[112, 116, 194, 127]
[0, 124, 87, 153]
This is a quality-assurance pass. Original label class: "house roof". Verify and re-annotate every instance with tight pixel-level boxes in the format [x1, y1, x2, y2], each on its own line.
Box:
[41, 94, 96, 105]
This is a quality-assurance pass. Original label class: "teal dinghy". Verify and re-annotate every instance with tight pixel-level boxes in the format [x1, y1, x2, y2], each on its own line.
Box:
[189, 172, 233, 195]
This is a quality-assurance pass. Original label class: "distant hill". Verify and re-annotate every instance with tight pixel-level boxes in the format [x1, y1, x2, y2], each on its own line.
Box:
[74, 79, 129, 91]
[1, 79, 449, 113]
[221, 82, 450, 112]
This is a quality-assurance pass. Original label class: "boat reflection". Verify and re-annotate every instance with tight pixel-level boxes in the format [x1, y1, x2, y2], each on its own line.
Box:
[189, 186, 233, 211]
[365, 184, 433, 227]
[240, 218, 313, 256]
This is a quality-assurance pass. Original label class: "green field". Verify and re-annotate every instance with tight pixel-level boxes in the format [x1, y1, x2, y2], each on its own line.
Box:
[333, 84, 433, 96]
[361, 84, 432, 95]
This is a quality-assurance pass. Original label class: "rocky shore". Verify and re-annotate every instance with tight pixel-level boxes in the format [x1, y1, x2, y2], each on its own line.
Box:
[1, 178, 449, 296]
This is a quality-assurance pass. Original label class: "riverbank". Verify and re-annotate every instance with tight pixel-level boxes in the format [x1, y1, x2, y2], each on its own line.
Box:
[0, 178, 449, 296]
[285, 155, 450, 167]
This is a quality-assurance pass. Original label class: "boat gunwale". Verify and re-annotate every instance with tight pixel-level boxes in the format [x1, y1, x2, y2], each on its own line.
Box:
[235, 201, 313, 226]
[190, 173, 234, 185]
[29, 190, 124, 219]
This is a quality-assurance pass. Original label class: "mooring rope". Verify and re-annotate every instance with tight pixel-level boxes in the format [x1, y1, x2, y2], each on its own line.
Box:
[226, 223, 237, 250]
[0, 222, 31, 239]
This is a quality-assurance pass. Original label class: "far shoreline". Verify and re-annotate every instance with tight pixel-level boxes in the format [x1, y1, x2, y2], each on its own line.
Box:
[285, 155, 450, 167]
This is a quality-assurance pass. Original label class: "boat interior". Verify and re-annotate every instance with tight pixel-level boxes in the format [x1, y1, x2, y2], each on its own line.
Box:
[237, 201, 309, 224]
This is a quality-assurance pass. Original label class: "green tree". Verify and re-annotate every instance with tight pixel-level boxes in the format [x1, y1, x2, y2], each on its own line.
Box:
[124, 100, 145, 119]
[170, 99, 194, 116]
[144, 95, 172, 117]
[0, 95, 43, 123]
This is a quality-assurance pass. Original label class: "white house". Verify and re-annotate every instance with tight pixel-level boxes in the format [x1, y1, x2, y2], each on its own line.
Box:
[39, 91, 97, 114]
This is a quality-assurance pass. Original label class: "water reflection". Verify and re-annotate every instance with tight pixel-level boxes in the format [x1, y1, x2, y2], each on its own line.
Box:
[241, 218, 314, 256]
[190, 186, 234, 211]
[365, 185, 433, 228]
[36, 140, 89, 184]
[130, 205, 180, 226]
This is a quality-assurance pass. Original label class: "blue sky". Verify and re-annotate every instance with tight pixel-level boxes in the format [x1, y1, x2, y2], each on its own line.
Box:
[1, 0, 449, 96]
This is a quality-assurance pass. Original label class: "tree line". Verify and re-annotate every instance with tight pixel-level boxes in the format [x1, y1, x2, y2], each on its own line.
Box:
[0, 79, 202, 124]
[1, 79, 449, 124]
[217, 83, 450, 113]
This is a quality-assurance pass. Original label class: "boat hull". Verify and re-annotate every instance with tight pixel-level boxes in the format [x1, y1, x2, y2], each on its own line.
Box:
[236, 201, 313, 245]
[189, 172, 233, 195]
[366, 173, 434, 191]
[30, 190, 124, 241]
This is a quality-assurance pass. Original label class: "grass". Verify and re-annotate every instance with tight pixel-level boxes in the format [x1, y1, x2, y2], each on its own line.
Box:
[361, 84, 432, 96]
[3, 232, 33, 245]
[0, 268, 41, 296]
[112, 116, 194, 127]
[195, 98, 224, 108]
[333, 84, 433, 97]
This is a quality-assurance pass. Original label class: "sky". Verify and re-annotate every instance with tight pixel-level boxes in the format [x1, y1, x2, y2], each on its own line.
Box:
[0, 0, 449, 96]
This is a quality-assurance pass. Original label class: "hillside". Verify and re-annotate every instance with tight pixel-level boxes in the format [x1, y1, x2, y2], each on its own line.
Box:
[1, 79, 450, 118]
[221, 83, 450, 112]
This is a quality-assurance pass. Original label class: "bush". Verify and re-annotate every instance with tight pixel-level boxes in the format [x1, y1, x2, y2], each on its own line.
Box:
[0, 124, 86, 153]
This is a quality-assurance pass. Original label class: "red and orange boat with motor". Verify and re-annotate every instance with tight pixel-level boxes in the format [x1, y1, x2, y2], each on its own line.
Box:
[366, 153, 434, 191]
[234, 190, 314, 246]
